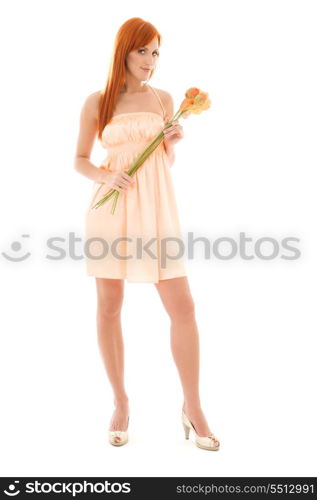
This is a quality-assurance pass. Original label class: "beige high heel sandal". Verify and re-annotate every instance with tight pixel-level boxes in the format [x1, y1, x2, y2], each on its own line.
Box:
[108, 416, 129, 447]
[182, 410, 220, 451]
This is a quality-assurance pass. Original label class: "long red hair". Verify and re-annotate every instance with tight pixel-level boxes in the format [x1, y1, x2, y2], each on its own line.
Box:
[97, 17, 162, 141]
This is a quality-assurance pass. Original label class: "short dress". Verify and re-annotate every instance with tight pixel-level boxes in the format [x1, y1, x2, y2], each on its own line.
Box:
[84, 85, 188, 283]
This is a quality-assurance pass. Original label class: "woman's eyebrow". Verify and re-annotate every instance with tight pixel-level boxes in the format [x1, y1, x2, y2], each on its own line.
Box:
[142, 47, 159, 51]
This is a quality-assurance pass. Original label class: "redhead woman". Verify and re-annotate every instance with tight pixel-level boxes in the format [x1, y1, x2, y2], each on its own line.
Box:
[74, 17, 220, 451]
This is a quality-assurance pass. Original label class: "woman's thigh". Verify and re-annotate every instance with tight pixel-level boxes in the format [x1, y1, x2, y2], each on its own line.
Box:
[154, 277, 195, 320]
[95, 278, 125, 315]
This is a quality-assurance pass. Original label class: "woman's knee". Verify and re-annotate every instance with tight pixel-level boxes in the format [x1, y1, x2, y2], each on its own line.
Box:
[96, 279, 124, 317]
[170, 293, 196, 321]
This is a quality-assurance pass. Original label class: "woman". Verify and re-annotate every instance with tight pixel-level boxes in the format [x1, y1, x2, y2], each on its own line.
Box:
[74, 17, 220, 451]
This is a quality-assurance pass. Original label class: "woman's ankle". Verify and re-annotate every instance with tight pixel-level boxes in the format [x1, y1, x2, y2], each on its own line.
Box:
[114, 396, 129, 407]
[183, 400, 202, 412]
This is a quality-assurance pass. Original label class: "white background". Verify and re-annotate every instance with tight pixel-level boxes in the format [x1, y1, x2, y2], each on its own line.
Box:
[1, 0, 316, 477]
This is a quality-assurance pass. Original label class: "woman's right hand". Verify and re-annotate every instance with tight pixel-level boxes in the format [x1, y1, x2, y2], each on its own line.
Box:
[98, 168, 135, 193]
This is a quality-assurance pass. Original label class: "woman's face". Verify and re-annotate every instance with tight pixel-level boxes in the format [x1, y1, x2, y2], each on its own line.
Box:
[126, 36, 160, 82]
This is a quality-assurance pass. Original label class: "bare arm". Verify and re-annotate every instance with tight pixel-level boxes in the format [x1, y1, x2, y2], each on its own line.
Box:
[164, 140, 176, 168]
[74, 92, 135, 193]
[73, 91, 104, 183]
[161, 91, 176, 167]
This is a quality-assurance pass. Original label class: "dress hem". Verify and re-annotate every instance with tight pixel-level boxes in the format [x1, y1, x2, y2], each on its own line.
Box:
[86, 271, 188, 284]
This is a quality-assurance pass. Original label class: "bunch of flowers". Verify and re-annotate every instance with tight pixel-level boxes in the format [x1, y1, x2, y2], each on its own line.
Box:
[92, 87, 211, 214]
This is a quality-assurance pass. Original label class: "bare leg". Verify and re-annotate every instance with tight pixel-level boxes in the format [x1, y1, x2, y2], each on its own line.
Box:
[95, 278, 129, 431]
[155, 276, 217, 439]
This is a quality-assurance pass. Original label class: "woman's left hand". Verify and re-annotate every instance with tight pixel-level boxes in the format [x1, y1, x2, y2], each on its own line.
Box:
[163, 116, 184, 148]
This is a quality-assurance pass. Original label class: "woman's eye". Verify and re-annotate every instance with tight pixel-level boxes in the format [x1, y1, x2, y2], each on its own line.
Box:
[138, 49, 159, 56]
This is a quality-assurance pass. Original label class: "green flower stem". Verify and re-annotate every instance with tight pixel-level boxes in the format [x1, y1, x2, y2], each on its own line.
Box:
[92, 137, 162, 211]
[111, 190, 119, 214]
[92, 110, 185, 213]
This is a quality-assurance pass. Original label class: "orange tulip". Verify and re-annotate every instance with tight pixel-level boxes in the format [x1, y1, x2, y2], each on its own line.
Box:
[185, 88, 200, 98]
[179, 88, 211, 117]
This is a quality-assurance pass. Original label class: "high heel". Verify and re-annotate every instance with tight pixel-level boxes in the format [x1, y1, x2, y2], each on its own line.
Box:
[183, 422, 190, 439]
[182, 410, 220, 451]
[108, 416, 129, 446]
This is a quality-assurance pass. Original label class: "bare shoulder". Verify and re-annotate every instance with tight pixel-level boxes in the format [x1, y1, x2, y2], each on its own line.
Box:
[153, 88, 174, 117]
[154, 88, 173, 105]
[74, 90, 102, 160]
[82, 90, 102, 121]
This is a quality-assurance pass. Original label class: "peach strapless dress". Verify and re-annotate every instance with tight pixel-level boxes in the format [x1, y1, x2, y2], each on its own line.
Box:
[84, 111, 188, 283]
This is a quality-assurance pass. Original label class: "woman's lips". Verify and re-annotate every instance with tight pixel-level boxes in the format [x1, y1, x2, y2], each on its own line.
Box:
[141, 68, 150, 72]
